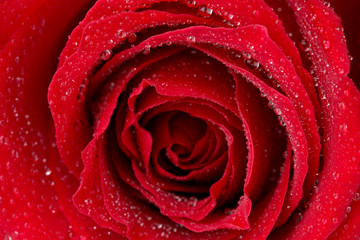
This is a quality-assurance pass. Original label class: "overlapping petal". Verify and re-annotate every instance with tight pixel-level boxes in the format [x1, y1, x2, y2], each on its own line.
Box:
[1, 0, 359, 239]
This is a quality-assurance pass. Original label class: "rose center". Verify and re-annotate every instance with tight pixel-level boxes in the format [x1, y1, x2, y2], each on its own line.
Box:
[145, 110, 213, 176]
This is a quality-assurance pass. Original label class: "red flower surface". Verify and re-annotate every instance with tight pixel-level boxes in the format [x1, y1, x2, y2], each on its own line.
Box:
[0, 0, 359, 239]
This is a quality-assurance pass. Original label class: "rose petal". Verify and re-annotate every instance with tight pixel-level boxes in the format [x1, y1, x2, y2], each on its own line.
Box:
[328, 188, 360, 239]
[240, 141, 292, 239]
[270, 0, 360, 238]
[85, 130, 240, 240]
[47, 125, 124, 239]
[72, 135, 128, 234]
[121, 100, 247, 226]
[0, 0, 96, 237]
[48, 10, 223, 178]
[0, 0, 44, 48]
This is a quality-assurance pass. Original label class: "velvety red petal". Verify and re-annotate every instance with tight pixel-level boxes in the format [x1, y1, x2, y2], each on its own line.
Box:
[0, 0, 45, 49]
[170, 26, 316, 223]
[328, 188, 360, 240]
[48, 10, 222, 178]
[119, 99, 247, 228]
[122, 85, 227, 191]
[232, 72, 286, 201]
[240, 142, 292, 239]
[72, 136, 127, 235]
[47, 126, 125, 239]
[96, 130, 239, 240]
[63, 22, 316, 234]
[0, 0, 97, 238]
[270, 0, 360, 238]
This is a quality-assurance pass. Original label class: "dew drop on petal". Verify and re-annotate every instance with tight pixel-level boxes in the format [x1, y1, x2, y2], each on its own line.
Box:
[127, 33, 137, 43]
[339, 124, 348, 133]
[274, 108, 282, 115]
[338, 68, 345, 75]
[242, 52, 251, 60]
[300, 39, 310, 52]
[45, 169, 52, 176]
[225, 12, 234, 20]
[185, 0, 197, 8]
[323, 40, 330, 49]
[187, 36, 196, 43]
[338, 102, 346, 111]
[259, 67, 272, 79]
[353, 192, 360, 201]
[333, 192, 339, 199]
[99, 49, 112, 61]
[143, 44, 151, 55]
[116, 29, 126, 38]
[198, 5, 213, 17]
[245, 59, 259, 69]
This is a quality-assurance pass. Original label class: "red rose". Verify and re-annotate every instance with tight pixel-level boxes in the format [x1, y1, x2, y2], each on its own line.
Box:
[1, 0, 359, 239]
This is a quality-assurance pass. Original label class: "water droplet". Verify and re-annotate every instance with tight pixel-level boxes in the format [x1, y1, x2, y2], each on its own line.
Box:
[333, 193, 339, 199]
[345, 206, 351, 213]
[316, 204, 323, 211]
[242, 52, 251, 60]
[24, 222, 30, 229]
[65, 89, 71, 96]
[300, 39, 310, 52]
[143, 44, 151, 55]
[274, 108, 282, 115]
[343, 90, 349, 96]
[45, 169, 52, 176]
[332, 171, 340, 180]
[338, 102, 346, 111]
[198, 5, 213, 17]
[116, 29, 127, 38]
[338, 68, 345, 75]
[245, 58, 259, 69]
[225, 12, 234, 20]
[353, 192, 360, 201]
[99, 49, 112, 61]
[259, 67, 272, 79]
[187, 36, 196, 43]
[339, 124, 348, 133]
[311, 13, 317, 21]
[127, 33, 137, 43]
[185, 0, 197, 8]
[323, 40, 330, 50]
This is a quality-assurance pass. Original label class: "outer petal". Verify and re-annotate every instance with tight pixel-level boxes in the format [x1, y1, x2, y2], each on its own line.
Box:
[0, 0, 96, 238]
[0, 0, 45, 49]
[270, 0, 360, 238]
